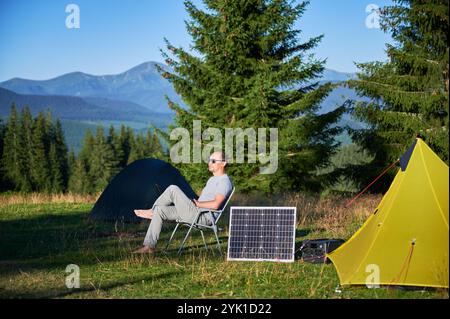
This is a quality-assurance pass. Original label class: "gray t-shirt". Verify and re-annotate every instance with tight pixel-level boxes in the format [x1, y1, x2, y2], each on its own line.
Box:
[198, 174, 233, 209]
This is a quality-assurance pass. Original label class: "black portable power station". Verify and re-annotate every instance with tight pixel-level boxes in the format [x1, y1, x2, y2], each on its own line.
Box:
[299, 239, 345, 263]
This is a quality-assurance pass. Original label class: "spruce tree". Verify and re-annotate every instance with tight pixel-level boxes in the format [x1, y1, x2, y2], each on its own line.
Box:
[77, 130, 95, 193]
[68, 157, 91, 194]
[67, 149, 76, 186]
[157, 0, 344, 192]
[145, 130, 154, 157]
[0, 119, 3, 158]
[2, 104, 21, 190]
[144, 129, 164, 158]
[49, 119, 69, 193]
[117, 125, 128, 168]
[90, 126, 117, 192]
[0, 118, 6, 191]
[150, 131, 164, 158]
[128, 132, 146, 164]
[32, 112, 52, 192]
[68, 133, 92, 195]
[107, 125, 122, 177]
[48, 143, 61, 192]
[17, 107, 34, 192]
[121, 126, 134, 166]
[347, 0, 449, 179]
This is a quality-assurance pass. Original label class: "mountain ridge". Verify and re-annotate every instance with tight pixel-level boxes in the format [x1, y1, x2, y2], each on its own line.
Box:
[0, 87, 172, 126]
[0, 61, 180, 114]
[0, 61, 358, 115]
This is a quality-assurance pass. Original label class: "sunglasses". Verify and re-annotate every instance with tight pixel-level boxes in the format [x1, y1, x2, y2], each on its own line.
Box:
[208, 158, 225, 164]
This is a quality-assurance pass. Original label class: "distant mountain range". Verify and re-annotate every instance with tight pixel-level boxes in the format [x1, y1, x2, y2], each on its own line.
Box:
[0, 87, 172, 125]
[0, 61, 360, 117]
[0, 62, 182, 114]
[319, 69, 356, 82]
[0, 61, 365, 151]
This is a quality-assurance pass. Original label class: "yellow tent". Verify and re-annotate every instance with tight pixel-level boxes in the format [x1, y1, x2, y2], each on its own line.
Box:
[328, 138, 449, 288]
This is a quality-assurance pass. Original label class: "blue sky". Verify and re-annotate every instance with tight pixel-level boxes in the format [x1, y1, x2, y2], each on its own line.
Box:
[0, 0, 394, 82]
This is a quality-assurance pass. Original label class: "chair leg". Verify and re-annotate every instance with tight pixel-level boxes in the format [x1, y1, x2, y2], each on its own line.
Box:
[165, 223, 180, 251]
[200, 230, 207, 250]
[213, 226, 222, 255]
[178, 223, 195, 255]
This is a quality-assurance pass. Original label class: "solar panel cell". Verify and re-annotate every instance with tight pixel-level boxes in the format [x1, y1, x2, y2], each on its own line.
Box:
[227, 207, 297, 262]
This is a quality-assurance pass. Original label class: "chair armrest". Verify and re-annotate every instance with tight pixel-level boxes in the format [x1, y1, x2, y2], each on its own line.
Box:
[199, 208, 221, 213]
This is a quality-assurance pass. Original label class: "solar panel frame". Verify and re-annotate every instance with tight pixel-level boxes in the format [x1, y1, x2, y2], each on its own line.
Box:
[227, 206, 297, 263]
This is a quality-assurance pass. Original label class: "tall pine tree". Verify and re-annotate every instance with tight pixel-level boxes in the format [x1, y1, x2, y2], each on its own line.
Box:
[17, 107, 34, 192]
[68, 157, 90, 194]
[0, 118, 5, 190]
[69, 130, 95, 193]
[1, 104, 21, 190]
[150, 130, 164, 158]
[128, 132, 146, 164]
[90, 126, 117, 192]
[31, 112, 52, 192]
[67, 149, 76, 187]
[106, 125, 122, 177]
[49, 119, 69, 193]
[145, 129, 164, 159]
[122, 126, 135, 166]
[157, 0, 344, 192]
[347, 0, 449, 180]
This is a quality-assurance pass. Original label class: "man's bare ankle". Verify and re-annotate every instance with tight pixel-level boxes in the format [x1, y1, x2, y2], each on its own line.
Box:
[132, 245, 156, 254]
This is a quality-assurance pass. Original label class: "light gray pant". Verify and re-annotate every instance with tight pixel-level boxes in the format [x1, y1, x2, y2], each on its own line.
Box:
[143, 185, 212, 248]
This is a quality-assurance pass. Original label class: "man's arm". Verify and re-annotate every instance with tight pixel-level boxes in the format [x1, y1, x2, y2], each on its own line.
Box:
[193, 194, 225, 210]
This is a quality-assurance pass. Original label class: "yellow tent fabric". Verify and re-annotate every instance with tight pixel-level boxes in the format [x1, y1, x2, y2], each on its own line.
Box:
[328, 138, 449, 288]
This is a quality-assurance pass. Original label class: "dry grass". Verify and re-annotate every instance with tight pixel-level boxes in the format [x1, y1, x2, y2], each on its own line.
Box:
[0, 191, 382, 239]
[0, 192, 101, 206]
[231, 192, 382, 238]
[311, 195, 382, 238]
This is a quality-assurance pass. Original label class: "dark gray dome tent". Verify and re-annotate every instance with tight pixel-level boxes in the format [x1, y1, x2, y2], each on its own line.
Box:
[89, 158, 197, 222]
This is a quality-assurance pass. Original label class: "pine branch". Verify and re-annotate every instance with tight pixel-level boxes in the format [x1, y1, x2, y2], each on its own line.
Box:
[351, 79, 445, 95]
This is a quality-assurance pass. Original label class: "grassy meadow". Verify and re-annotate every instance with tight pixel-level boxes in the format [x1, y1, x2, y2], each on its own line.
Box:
[0, 192, 447, 299]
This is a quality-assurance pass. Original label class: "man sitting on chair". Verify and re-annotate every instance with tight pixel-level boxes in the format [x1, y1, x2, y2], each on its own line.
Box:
[133, 151, 233, 254]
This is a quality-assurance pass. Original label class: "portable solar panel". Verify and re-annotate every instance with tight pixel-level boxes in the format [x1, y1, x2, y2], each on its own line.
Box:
[227, 207, 297, 262]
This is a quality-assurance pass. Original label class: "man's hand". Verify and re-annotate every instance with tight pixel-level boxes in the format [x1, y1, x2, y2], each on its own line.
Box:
[192, 194, 225, 210]
[192, 199, 200, 207]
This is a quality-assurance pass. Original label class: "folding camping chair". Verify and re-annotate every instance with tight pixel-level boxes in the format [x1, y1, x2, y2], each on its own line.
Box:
[164, 187, 235, 255]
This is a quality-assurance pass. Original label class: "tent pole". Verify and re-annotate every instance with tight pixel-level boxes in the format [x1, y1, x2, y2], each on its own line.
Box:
[345, 160, 399, 208]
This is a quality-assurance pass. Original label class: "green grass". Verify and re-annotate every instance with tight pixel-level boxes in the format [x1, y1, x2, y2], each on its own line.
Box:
[0, 202, 447, 299]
